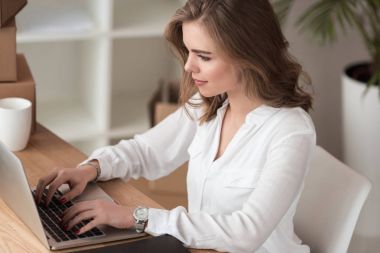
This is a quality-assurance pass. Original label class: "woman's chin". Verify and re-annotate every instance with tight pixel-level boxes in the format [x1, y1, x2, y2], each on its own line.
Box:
[198, 88, 218, 98]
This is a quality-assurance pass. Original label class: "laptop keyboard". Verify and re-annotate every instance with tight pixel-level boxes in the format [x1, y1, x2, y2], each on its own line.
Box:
[33, 189, 105, 242]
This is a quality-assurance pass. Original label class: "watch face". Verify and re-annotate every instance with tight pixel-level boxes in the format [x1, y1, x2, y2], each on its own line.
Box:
[135, 207, 149, 220]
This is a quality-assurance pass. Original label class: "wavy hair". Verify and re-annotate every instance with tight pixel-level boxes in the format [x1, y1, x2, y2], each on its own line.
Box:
[164, 0, 313, 123]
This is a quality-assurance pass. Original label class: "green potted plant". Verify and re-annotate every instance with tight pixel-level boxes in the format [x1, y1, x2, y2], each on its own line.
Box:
[273, 0, 380, 87]
[271, 0, 380, 250]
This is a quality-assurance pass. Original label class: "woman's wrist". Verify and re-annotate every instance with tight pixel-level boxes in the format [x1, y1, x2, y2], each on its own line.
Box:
[133, 206, 149, 233]
[77, 160, 101, 182]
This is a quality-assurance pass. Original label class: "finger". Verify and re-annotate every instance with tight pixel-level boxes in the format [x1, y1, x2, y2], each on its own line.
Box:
[60, 185, 84, 203]
[77, 220, 100, 235]
[35, 170, 58, 204]
[62, 201, 93, 225]
[45, 172, 70, 206]
[66, 210, 97, 231]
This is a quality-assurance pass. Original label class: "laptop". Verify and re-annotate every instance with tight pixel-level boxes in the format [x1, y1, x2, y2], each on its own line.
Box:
[0, 141, 146, 250]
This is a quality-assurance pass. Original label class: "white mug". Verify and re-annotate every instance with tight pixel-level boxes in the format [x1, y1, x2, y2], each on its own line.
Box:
[0, 97, 32, 151]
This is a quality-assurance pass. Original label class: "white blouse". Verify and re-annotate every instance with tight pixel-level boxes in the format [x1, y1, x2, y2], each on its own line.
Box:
[85, 98, 316, 253]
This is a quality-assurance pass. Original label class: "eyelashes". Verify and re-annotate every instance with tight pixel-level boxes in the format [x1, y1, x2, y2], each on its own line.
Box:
[184, 51, 212, 62]
[198, 55, 211, 61]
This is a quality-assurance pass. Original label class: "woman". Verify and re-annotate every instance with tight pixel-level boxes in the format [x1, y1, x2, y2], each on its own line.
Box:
[36, 0, 315, 252]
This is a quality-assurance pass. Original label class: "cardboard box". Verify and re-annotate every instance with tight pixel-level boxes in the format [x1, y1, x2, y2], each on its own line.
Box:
[0, 18, 16, 81]
[0, 54, 36, 132]
[0, 0, 27, 27]
[148, 80, 180, 126]
[154, 102, 179, 124]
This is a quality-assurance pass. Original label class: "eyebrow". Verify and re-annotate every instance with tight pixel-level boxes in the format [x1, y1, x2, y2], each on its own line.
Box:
[191, 49, 212, 54]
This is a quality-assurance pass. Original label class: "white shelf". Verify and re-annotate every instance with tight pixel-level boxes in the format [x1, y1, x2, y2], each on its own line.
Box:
[111, 29, 163, 39]
[37, 100, 103, 142]
[18, 40, 88, 101]
[17, 31, 101, 43]
[111, 37, 174, 94]
[113, 0, 182, 37]
[18, 0, 181, 154]
[16, 0, 98, 40]
[109, 93, 151, 138]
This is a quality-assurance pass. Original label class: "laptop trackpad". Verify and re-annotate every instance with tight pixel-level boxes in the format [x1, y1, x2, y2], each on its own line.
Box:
[59, 183, 113, 203]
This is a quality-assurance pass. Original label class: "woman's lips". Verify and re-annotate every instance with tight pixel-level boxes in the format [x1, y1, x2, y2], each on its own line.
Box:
[193, 79, 208, 86]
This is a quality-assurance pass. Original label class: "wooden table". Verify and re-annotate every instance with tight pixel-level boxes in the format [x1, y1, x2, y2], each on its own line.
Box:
[0, 124, 211, 253]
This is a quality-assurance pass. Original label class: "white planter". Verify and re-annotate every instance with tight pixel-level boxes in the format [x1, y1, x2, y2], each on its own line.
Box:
[342, 64, 380, 251]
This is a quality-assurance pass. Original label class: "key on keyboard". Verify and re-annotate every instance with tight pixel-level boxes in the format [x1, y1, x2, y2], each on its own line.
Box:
[32, 189, 105, 242]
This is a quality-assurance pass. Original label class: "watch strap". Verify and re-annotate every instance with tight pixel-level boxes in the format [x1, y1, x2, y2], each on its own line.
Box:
[135, 220, 147, 233]
[134, 206, 149, 233]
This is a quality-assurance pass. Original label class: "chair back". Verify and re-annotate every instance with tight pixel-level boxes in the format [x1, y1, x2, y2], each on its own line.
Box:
[294, 146, 371, 253]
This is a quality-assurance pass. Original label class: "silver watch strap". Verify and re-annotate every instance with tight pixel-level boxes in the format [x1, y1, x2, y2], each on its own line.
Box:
[135, 220, 147, 233]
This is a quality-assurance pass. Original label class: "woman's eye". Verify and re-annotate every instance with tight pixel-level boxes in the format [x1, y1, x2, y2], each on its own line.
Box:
[198, 55, 211, 61]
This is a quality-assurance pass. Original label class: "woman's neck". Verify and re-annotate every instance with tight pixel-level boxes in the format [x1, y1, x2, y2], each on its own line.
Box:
[226, 90, 263, 124]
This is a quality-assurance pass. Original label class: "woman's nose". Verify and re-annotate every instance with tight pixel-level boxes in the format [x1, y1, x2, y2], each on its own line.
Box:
[184, 55, 198, 73]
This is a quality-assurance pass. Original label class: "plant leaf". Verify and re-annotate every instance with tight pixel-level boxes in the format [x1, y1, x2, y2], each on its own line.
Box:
[271, 0, 296, 25]
[295, 0, 360, 45]
[296, 0, 336, 44]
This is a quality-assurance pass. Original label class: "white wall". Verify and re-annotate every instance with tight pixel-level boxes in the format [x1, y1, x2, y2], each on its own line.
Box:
[281, 0, 369, 160]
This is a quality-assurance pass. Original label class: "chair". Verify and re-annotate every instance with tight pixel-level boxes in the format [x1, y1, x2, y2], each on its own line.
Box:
[294, 146, 371, 253]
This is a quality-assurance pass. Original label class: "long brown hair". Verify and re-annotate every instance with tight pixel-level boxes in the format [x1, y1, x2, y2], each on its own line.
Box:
[164, 0, 313, 123]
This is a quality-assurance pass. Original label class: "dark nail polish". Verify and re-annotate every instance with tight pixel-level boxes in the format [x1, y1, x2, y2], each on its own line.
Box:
[59, 197, 67, 204]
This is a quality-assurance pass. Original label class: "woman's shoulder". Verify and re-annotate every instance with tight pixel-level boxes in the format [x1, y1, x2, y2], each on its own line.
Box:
[260, 106, 316, 149]
[268, 106, 316, 139]
[279, 107, 314, 131]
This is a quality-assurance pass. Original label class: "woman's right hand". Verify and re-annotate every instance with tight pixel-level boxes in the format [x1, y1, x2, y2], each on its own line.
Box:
[35, 163, 98, 207]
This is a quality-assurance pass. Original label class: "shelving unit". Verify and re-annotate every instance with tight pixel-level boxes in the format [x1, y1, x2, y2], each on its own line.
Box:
[112, 0, 182, 37]
[16, 0, 182, 155]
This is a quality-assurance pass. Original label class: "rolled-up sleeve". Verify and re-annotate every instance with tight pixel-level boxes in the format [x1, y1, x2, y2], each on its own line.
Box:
[81, 106, 197, 181]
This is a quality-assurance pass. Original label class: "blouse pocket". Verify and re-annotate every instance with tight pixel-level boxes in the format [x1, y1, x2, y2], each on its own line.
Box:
[224, 168, 261, 189]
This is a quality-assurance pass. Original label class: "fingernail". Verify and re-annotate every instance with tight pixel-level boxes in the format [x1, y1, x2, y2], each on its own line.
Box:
[75, 230, 81, 235]
[59, 197, 67, 204]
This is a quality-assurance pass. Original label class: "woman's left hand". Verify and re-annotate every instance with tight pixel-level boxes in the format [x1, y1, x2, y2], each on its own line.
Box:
[61, 200, 135, 234]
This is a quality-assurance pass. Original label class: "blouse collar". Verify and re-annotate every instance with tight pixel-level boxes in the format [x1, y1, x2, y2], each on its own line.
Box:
[216, 98, 281, 128]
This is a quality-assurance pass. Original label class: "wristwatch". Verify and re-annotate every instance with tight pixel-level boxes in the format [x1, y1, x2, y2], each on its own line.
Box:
[133, 206, 149, 233]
